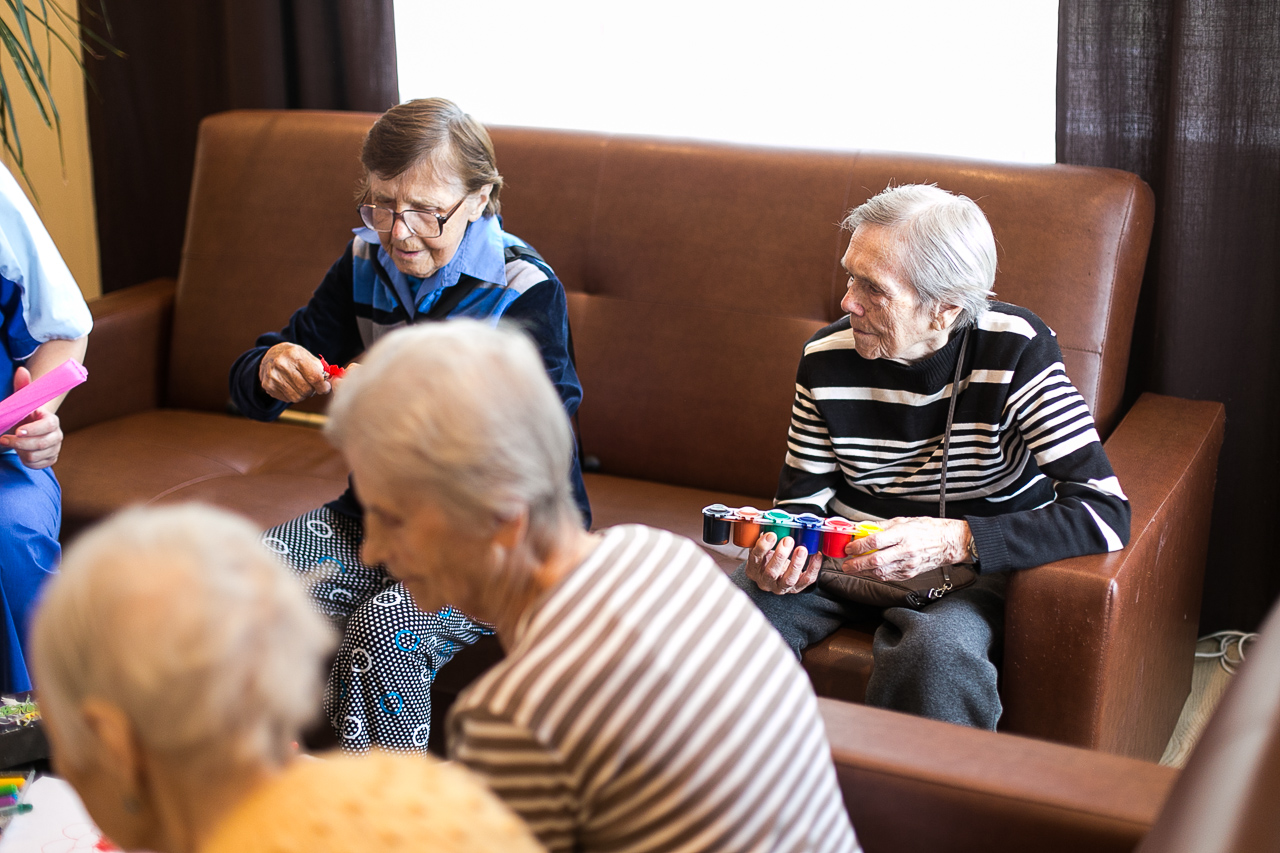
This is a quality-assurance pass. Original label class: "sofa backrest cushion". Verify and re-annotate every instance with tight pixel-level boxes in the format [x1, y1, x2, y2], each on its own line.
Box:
[167, 111, 375, 412]
[490, 129, 1153, 497]
[171, 112, 1152, 500]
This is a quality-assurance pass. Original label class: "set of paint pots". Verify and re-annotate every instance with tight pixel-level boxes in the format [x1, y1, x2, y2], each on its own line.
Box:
[700, 504, 882, 558]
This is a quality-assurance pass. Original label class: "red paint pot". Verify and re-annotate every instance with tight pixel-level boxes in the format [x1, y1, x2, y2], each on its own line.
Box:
[820, 517, 856, 558]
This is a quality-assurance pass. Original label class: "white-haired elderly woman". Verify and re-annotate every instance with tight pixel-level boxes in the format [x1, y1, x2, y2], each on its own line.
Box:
[325, 321, 859, 853]
[29, 504, 544, 853]
[732, 184, 1132, 730]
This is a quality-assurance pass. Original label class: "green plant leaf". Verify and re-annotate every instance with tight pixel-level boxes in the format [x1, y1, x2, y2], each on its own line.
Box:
[40, 0, 121, 59]
[0, 0, 116, 196]
[0, 23, 53, 129]
[0, 67, 20, 164]
[0, 66, 41, 203]
[18, 3, 119, 73]
[3, 0, 54, 122]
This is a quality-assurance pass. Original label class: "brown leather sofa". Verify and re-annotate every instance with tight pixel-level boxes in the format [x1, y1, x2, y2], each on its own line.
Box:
[55, 110, 1224, 761]
[822, 594, 1280, 853]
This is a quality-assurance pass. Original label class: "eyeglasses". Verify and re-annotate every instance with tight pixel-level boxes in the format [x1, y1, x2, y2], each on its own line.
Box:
[357, 196, 467, 238]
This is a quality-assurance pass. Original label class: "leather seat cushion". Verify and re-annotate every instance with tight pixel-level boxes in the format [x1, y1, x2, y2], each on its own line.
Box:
[57, 410, 349, 539]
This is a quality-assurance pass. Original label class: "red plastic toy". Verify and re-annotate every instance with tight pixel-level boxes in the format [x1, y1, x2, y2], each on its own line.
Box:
[318, 355, 345, 379]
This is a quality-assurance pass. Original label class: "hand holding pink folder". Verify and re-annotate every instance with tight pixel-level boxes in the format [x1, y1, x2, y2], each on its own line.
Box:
[0, 359, 88, 436]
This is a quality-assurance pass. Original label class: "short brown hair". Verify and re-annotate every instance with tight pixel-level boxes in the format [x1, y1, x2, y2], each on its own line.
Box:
[360, 98, 503, 217]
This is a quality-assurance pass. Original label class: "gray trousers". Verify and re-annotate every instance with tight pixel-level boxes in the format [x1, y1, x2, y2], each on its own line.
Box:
[730, 564, 1007, 730]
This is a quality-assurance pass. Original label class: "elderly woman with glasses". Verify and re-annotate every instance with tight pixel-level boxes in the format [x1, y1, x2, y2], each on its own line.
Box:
[30, 503, 545, 853]
[228, 97, 589, 754]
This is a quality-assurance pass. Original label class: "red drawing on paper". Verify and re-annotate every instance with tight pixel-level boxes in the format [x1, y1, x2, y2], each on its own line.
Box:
[40, 821, 111, 853]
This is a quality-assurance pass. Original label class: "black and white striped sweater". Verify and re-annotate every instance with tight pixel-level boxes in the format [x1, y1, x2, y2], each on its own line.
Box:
[777, 302, 1130, 573]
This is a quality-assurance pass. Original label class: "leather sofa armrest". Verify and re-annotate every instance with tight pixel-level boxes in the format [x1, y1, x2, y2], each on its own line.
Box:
[1001, 393, 1226, 759]
[821, 697, 1176, 853]
[59, 278, 176, 434]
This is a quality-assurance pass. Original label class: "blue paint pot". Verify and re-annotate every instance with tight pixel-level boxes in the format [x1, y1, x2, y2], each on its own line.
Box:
[793, 513, 824, 553]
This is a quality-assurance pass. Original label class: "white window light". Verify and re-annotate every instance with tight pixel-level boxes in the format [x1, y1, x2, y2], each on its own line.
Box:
[395, 0, 1058, 164]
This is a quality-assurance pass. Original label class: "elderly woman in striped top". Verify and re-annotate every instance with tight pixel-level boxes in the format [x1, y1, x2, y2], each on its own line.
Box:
[326, 320, 860, 853]
[733, 184, 1131, 731]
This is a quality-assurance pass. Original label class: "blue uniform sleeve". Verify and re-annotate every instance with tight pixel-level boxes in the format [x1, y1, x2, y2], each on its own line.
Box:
[0, 280, 39, 364]
[229, 241, 364, 421]
[501, 278, 582, 418]
[497, 272, 591, 525]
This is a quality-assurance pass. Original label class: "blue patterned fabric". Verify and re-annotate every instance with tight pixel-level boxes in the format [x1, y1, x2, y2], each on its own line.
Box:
[265, 506, 491, 754]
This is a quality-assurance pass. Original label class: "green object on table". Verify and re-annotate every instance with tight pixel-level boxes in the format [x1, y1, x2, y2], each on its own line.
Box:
[0, 802, 32, 815]
[0, 783, 18, 796]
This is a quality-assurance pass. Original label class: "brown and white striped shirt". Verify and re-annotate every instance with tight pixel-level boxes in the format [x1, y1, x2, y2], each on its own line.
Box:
[448, 525, 860, 853]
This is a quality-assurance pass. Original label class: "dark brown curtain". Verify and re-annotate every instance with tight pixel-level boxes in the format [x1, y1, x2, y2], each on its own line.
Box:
[1058, 1, 1280, 633]
[79, 0, 398, 295]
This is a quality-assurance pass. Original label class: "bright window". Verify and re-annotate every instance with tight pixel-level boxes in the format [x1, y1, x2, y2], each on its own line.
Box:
[395, 1, 1057, 163]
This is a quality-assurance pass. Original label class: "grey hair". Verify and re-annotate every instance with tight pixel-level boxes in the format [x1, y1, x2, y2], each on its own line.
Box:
[843, 184, 997, 328]
[30, 504, 334, 773]
[325, 320, 580, 558]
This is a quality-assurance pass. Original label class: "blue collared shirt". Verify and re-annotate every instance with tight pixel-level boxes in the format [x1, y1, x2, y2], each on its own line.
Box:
[353, 213, 510, 323]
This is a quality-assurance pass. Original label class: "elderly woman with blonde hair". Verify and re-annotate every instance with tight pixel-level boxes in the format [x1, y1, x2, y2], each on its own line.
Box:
[29, 503, 544, 853]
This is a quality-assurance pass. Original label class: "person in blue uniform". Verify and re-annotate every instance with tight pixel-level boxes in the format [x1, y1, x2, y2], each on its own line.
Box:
[0, 163, 91, 692]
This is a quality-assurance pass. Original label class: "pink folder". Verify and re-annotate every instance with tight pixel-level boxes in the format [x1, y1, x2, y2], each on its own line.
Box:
[0, 359, 88, 435]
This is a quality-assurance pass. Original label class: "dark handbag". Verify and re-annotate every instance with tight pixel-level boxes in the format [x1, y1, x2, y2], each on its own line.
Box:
[817, 561, 977, 609]
[817, 328, 978, 610]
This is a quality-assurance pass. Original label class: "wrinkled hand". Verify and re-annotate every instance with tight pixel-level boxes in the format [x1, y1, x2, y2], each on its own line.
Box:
[745, 531, 824, 595]
[0, 367, 63, 469]
[259, 343, 330, 402]
[840, 517, 970, 582]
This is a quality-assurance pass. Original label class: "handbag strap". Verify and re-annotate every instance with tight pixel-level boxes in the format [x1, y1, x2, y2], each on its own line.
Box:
[938, 327, 971, 519]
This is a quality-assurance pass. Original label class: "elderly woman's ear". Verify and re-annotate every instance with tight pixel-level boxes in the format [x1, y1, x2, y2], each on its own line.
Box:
[466, 183, 495, 222]
[77, 697, 144, 789]
[478, 509, 528, 577]
[55, 696, 160, 847]
[931, 304, 964, 331]
[493, 508, 527, 555]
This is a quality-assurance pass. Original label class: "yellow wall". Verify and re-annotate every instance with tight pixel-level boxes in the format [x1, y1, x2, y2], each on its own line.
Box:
[0, 6, 101, 300]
